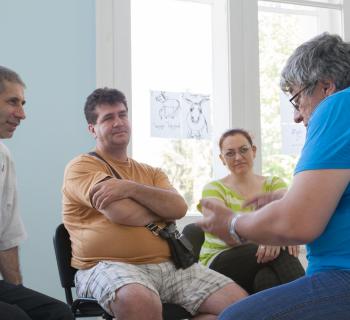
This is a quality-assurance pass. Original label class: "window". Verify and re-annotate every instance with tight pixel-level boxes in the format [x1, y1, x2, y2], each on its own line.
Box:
[96, 0, 348, 212]
[97, 0, 230, 214]
[258, 0, 343, 183]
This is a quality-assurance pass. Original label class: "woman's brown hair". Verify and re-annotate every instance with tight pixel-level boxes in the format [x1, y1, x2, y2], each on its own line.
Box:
[219, 128, 253, 150]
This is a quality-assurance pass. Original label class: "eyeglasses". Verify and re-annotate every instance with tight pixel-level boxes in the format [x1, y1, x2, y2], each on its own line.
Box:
[288, 85, 310, 111]
[223, 145, 251, 158]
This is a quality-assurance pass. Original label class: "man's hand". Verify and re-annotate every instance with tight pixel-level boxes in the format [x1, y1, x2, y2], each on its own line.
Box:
[91, 178, 132, 209]
[0, 247, 22, 285]
[196, 199, 239, 246]
[243, 189, 286, 210]
[256, 245, 280, 263]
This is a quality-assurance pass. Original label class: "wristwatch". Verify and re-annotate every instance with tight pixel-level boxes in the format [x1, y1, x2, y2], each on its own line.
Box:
[228, 214, 246, 244]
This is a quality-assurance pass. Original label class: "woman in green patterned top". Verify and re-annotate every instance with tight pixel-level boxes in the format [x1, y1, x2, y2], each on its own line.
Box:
[198, 128, 304, 293]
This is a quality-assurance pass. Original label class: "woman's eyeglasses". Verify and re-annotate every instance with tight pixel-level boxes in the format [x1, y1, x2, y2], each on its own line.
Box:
[223, 145, 251, 158]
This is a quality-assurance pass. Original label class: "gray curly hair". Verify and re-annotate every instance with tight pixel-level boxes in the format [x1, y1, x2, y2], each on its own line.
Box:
[280, 33, 350, 95]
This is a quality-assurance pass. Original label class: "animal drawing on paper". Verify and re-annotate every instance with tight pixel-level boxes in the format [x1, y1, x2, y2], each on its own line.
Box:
[155, 92, 181, 123]
[183, 94, 210, 139]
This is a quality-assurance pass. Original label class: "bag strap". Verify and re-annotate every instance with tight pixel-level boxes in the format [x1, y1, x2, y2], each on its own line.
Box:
[145, 223, 164, 236]
[87, 151, 123, 180]
[145, 222, 179, 238]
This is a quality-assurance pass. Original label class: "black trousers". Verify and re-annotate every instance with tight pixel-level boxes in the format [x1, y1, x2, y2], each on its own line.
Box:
[0, 280, 73, 320]
[209, 243, 305, 294]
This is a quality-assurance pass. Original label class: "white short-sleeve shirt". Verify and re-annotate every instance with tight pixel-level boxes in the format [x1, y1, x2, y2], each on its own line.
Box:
[0, 142, 26, 250]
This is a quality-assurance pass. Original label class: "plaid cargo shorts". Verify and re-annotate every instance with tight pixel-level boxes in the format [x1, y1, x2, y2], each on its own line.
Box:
[75, 260, 232, 316]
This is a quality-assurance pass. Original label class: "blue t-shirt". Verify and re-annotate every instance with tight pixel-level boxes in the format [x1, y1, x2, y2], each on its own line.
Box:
[295, 87, 350, 275]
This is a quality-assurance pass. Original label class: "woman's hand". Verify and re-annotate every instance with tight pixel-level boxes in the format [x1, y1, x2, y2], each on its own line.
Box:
[256, 245, 280, 263]
[256, 245, 300, 263]
[286, 245, 300, 257]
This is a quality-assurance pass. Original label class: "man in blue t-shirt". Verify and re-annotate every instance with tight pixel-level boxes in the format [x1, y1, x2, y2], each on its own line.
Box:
[197, 33, 350, 320]
[295, 87, 350, 276]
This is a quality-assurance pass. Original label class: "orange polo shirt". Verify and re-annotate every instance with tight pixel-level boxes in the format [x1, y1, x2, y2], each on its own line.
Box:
[62, 153, 171, 269]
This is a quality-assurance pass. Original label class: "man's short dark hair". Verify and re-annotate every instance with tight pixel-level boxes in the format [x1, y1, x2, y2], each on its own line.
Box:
[84, 87, 128, 124]
[0, 65, 26, 94]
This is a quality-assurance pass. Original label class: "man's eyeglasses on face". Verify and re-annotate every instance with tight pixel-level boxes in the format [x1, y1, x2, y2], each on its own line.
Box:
[289, 85, 310, 111]
[223, 145, 251, 158]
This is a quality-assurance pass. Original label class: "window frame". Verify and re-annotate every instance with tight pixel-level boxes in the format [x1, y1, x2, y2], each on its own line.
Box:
[95, 0, 350, 174]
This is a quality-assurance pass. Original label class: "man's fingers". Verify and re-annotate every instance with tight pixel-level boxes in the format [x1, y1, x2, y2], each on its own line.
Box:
[195, 219, 204, 229]
[196, 217, 210, 232]
[243, 193, 267, 208]
[92, 192, 98, 208]
[93, 194, 102, 209]
[99, 197, 108, 210]
[242, 198, 257, 208]
[200, 199, 217, 211]
[196, 216, 208, 228]
[92, 189, 106, 209]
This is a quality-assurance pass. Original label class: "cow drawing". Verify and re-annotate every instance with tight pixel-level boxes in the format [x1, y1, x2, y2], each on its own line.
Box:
[183, 94, 209, 139]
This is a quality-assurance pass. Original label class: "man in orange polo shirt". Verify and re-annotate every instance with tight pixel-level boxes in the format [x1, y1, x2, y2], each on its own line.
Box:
[62, 87, 247, 320]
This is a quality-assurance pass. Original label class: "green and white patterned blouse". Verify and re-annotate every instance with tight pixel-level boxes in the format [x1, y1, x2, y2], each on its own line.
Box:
[198, 176, 287, 266]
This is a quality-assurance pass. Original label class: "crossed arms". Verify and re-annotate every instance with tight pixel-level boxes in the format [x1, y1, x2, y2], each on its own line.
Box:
[90, 177, 188, 226]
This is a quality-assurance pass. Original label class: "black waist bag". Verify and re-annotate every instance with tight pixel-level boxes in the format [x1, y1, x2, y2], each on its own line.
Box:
[146, 222, 196, 269]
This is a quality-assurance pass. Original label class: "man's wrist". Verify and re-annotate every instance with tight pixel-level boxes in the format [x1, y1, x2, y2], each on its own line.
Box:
[228, 214, 246, 244]
[126, 180, 137, 198]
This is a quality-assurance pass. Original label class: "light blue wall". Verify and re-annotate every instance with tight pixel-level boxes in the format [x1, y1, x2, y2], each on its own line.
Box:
[0, 0, 96, 300]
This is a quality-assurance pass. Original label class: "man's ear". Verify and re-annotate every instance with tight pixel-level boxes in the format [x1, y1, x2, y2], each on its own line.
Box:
[88, 123, 97, 139]
[321, 79, 336, 97]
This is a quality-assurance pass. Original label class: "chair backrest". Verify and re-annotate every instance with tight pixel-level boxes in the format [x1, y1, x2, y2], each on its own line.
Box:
[182, 223, 205, 262]
[53, 224, 77, 297]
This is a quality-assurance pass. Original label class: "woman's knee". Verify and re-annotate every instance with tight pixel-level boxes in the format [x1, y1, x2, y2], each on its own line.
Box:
[270, 249, 305, 282]
[254, 266, 279, 292]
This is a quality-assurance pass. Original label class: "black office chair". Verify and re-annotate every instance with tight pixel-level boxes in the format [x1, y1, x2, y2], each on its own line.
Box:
[53, 224, 192, 320]
[182, 223, 205, 262]
[53, 224, 112, 319]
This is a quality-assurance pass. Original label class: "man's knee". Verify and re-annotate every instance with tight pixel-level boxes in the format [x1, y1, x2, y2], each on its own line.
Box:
[112, 283, 162, 318]
[198, 283, 248, 315]
[221, 282, 248, 302]
[0, 301, 32, 320]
